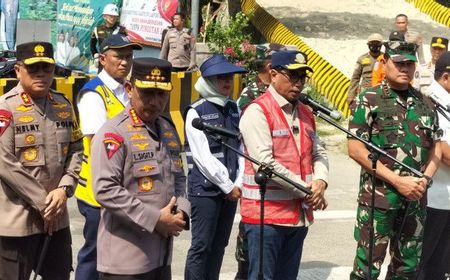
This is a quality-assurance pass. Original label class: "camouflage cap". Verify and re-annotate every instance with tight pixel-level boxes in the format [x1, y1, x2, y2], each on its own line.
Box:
[385, 41, 417, 62]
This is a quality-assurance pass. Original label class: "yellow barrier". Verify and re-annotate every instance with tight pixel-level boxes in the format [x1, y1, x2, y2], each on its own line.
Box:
[0, 72, 243, 143]
[240, 0, 351, 117]
[406, 0, 450, 27]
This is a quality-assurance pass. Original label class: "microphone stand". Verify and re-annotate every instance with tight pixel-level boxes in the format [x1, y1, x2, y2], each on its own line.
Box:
[310, 111, 424, 280]
[207, 134, 312, 280]
[429, 98, 450, 122]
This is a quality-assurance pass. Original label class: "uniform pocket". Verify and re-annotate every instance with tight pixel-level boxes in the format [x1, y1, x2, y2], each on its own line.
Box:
[56, 129, 71, 163]
[133, 160, 161, 195]
[15, 132, 45, 166]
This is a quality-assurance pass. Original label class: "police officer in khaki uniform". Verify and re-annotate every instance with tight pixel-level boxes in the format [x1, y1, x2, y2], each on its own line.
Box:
[91, 57, 190, 280]
[413, 36, 448, 94]
[348, 33, 384, 104]
[0, 41, 83, 279]
[160, 12, 197, 72]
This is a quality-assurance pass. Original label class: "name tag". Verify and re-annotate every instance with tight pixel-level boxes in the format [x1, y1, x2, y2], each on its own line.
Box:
[272, 129, 289, 137]
[201, 113, 219, 121]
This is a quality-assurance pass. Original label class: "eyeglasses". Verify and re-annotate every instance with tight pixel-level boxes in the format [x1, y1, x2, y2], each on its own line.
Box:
[18, 62, 54, 74]
[277, 69, 308, 84]
[216, 74, 234, 80]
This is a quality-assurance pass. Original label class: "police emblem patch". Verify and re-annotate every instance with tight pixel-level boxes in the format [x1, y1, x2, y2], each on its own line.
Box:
[25, 134, 36, 144]
[23, 147, 38, 161]
[0, 110, 12, 136]
[103, 132, 124, 159]
[138, 177, 153, 192]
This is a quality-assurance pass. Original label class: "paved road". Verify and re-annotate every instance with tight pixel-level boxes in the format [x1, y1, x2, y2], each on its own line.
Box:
[67, 152, 390, 279]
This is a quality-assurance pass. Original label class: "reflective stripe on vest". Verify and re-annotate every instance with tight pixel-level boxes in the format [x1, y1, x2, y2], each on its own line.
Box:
[75, 81, 125, 207]
[240, 91, 315, 225]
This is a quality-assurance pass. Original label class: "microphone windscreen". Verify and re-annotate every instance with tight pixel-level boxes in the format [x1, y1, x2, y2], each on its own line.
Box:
[192, 118, 204, 130]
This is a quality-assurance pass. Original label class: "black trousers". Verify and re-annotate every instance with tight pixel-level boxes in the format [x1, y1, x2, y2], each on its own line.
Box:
[0, 227, 72, 280]
[417, 207, 450, 280]
[99, 266, 171, 280]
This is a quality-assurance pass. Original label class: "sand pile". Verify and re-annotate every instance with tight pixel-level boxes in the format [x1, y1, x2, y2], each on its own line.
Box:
[256, 0, 449, 77]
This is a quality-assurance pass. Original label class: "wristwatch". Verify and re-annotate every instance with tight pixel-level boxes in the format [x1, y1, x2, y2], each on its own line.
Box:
[60, 185, 74, 198]
[423, 175, 433, 187]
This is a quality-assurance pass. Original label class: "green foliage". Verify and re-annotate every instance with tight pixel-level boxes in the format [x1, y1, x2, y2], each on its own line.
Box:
[20, 0, 57, 20]
[205, 11, 257, 71]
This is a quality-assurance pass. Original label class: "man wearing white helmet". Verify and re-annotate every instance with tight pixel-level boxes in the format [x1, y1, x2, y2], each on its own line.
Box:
[348, 33, 384, 104]
[90, 3, 127, 71]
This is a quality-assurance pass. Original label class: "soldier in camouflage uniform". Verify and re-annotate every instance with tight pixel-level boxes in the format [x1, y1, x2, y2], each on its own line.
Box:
[348, 41, 441, 280]
[237, 43, 286, 111]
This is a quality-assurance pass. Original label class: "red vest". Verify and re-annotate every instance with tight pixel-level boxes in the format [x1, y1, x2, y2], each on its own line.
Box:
[240, 91, 315, 225]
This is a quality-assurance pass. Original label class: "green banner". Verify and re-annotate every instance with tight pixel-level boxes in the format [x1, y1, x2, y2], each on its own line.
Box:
[56, 0, 121, 72]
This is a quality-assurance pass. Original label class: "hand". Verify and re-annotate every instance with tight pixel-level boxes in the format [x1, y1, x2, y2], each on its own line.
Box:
[226, 186, 241, 201]
[43, 188, 67, 220]
[393, 176, 426, 201]
[305, 179, 328, 210]
[155, 197, 186, 238]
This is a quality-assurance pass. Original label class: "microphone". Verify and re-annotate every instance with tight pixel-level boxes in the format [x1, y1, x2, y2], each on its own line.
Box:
[192, 118, 241, 139]
[298, 94, 342, 120]
[423, 90, 450, 112]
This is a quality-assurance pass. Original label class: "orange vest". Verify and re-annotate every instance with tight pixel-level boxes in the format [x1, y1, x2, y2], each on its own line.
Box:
[371, 55, 385, 87]
[240, 92, 314, 225]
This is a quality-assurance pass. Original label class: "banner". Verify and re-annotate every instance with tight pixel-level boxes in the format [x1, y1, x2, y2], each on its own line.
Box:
[56, 0, 119, 72]
[120, 0, 177, 47]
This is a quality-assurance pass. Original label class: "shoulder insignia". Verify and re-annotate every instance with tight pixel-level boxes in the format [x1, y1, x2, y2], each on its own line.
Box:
[20, 93, 33, 106]
[18, 115, 34, 123]
[139, 165, 155, 172]
[0, 110, 12, 136]
[57, 112, 71, 119]
[361, 57, 371, 65]
[129, 108, 143, 126]
[130, 133, 147, 140]
[15, 104, 33, 112]
[138, 177, 153, 192]
[133, 142, 149, 150]
[103, 132, 124, 159]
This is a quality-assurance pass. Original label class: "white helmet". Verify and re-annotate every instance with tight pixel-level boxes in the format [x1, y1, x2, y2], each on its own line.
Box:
[103, 3, 119, 16]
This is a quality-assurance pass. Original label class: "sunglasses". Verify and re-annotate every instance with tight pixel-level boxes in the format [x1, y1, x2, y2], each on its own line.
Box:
[216, 74, 234, 80]
[277, 69, 308, 84]
[18, 62, 55, 74]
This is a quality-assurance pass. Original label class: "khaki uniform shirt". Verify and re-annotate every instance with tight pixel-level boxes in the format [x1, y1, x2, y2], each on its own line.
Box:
[239, 86, 329, 226]
[349, 52, 382, 99]
[413, 62, 434, 95]
[91, 106, 190, 274]
[159, 27, 196, 69]
[0, 84, 83, 236]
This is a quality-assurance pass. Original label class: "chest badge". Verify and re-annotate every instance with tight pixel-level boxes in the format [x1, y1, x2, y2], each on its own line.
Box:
[25, 134, 36, 144]
[57, 112, 71, 119]
[139, 165, 155, 172]
[18, 115, 34, 123]
[133, 142, 149, 150]
[23, 147, 38, 161]
[138, 177, 153, 192]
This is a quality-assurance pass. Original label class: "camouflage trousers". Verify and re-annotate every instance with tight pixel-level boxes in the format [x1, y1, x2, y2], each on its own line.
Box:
[350, 202, 426, 280]
[235, 221, 249, 280]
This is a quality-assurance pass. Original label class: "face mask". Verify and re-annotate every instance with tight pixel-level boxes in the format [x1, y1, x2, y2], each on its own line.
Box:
[368, 45, 381, 53]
